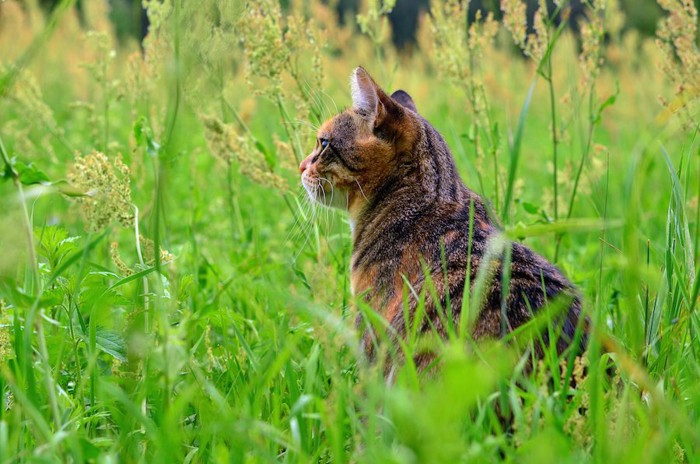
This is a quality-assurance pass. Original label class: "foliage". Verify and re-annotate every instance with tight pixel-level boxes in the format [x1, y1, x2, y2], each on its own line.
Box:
[0, 0, 699, 462]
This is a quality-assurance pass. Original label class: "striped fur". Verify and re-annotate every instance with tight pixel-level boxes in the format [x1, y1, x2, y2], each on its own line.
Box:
[299, 67, 587, 368]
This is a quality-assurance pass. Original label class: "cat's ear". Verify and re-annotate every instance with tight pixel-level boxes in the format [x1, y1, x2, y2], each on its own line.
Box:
[350, 67, 393, 126]
[350, 67, 379, 121]
[391, 90, 417, 113]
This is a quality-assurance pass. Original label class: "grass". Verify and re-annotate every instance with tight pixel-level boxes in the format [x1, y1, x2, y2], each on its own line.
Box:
[0, 0, 699, 462]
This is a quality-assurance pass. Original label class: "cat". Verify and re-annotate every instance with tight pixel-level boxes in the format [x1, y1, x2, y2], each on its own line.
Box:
[299, 67, 587, 370]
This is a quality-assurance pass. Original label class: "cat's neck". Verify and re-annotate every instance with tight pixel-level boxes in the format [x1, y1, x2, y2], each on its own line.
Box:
[349, 119, 491, 246]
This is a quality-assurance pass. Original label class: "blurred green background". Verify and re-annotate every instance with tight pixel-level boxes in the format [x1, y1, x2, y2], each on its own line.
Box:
[34, 0, 694, 47]
[1, 0, 699, 462]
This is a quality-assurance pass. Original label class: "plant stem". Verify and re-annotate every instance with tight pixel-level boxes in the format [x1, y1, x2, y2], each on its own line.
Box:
[695, 143, 700, 265]
[102, 52, 110, 153]
[547, 66, 559, 224]
[0, 134, 41, 293]
[36, 311, 62, 430]
[554, 121, 593, 261]
[133, 205, 149, 334]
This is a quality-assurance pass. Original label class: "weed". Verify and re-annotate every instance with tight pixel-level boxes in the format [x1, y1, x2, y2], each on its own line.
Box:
[0, 0, 699, 462]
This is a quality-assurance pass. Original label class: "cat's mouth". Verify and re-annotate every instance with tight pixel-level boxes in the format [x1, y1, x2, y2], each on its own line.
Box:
[301, 174, 348, 209]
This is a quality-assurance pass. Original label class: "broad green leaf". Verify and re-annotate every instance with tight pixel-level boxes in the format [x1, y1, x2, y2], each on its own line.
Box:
[14, 161, 49, 185]
[76, 325, 126, 362]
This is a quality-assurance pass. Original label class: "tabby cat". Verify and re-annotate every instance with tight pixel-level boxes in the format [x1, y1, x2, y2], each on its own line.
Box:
[299, 67, 587, 369]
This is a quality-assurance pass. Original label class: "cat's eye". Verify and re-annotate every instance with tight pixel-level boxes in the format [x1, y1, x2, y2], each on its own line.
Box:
[319, 138, 329, 150]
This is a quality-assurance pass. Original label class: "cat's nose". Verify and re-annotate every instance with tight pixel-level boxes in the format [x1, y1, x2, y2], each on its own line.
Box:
[299, 158, 310, 174]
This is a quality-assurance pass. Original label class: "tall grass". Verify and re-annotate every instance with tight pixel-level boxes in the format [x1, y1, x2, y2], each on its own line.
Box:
[0, 0, 699, 462]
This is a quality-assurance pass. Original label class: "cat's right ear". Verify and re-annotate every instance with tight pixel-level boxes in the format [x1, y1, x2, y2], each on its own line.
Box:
[350, 67, 380, 122]
[351, 67, 397, 127]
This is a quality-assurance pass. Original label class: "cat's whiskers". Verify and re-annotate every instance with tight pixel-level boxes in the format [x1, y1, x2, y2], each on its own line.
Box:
[318, 177, 333, 228]
[292, 172, 342, 261]
[354, 177, 369, 203]
[301, 80, 337, 123]
[319, 175, 337, 197]
[306, 82, 326, 124]
[291, 191, 320, 261]
[288, 120, 320, 132]
[285, 207, 310, 247]
[318, 88, 338, 118]
[299, 178, 329, 258]
[285, 186, 317, 253]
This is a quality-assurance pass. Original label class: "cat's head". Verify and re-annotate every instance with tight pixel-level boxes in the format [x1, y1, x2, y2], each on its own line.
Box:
[299, 67, 421, 216]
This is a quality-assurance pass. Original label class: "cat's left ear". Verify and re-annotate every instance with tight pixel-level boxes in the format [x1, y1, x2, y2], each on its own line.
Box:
[390, 90, 417, 113]
[350, 67, 396, 127]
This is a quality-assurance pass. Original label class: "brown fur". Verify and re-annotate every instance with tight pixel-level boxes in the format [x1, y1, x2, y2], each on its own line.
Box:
[300, 67, 587, 367]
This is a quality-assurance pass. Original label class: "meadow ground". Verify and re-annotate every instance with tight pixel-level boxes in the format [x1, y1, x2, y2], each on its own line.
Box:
[0, 0, 699, 462]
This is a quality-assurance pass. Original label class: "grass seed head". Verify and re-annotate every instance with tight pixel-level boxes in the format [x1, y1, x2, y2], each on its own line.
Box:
[139, 234, 175, 267]
[201, 115, 289, 193]
[502, 0, 549, 63]
[656, 0, 700, 128]
[239, 0, 288, 99]
[110, 242, 134, 276]
[2, 66, 63, 152]
[578, 1, 606, 89]
[0, 299, 12, 366]
[502, 0, 528, 49]
[67, 151, 134, 232]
